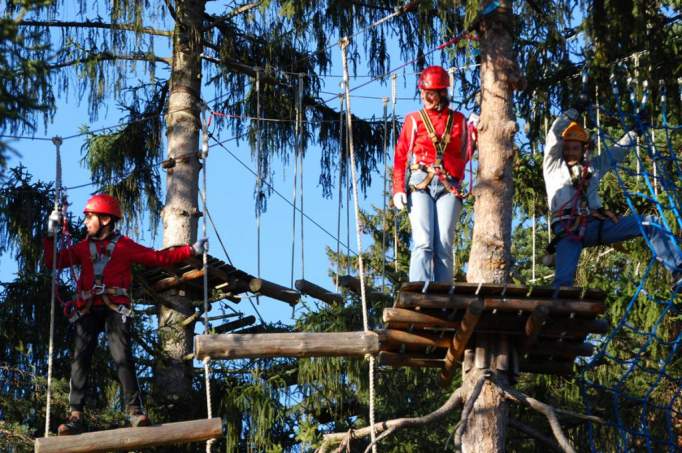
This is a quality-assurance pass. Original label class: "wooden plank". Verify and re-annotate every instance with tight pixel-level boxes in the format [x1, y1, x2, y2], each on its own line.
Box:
[35, 418, 223, 453]
[377, 351, 443, 368]
[396, 292, 605, 316]
[194, 331, 380, 360]
[526, 341, 594, 358]
[383, 308, 462, 328]
[398, 281, 606, 301]
[379, 329, 450, 349]
[384, 313, 608, 338]
[213, 315, 256, 334]
[249, 278, 300, 305]
[295, 279, 343, 305]
[440, 297, 484, 383]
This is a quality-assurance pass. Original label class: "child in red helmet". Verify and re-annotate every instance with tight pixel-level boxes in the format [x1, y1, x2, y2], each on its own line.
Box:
[44, 194, 206, 435]
[393, 65, 476, 283]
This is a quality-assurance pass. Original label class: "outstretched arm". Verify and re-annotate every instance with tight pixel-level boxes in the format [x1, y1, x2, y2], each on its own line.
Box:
[543, 110, 576, 175]
[590, 130, 638, 172]
[125, 239, 193, 267]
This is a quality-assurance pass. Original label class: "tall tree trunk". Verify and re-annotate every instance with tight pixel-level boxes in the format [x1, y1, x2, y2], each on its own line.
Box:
[462, 1, 519, 452]
[155, 0, 205, 418]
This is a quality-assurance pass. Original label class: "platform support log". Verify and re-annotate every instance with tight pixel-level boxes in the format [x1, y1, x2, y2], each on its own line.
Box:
[249, 278, 300, 306]
[34, 418, 224, 453]
[440, 297, 484, 384]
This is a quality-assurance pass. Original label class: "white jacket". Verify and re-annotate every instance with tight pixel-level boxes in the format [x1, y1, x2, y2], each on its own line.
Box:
[543, 110, 637, 219]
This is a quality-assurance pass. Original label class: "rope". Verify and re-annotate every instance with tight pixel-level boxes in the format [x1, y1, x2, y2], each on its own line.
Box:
[298, 74, 305, 280]
[336, 95, 345, 291]
[340, 36, 377, 452]
[381, 96, 389, 293]
[255, 70, 262, 304]
[199, 107, 215, 453]
[390, 74, 399, 273]
[44, 135, 62, 437]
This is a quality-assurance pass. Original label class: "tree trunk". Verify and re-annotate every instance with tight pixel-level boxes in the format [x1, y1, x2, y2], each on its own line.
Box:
[462, 1, 518, 452]
[155, 0, 205, 418]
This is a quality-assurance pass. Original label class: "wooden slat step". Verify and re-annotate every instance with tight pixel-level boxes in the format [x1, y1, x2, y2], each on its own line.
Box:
[34, 418, 224, 453]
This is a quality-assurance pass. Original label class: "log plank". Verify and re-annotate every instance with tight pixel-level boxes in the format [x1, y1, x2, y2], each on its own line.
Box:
[194, 331, 380, 360]
[295, 279, 343, 305]
[35, 418, 223, 453]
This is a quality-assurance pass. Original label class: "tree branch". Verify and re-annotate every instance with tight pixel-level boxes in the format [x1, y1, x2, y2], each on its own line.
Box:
[489, 374, 576, 453]
[509, 417, 563, 452]
[17, 19, 172, 37]
[202, 1, 262, 31]
[453, 373, 488, 448]
[317, 385, 466, 452]
[47, 52, 171, 70]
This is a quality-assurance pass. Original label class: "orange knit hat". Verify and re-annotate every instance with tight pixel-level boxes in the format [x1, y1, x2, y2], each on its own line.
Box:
[561, 121, 589, 143]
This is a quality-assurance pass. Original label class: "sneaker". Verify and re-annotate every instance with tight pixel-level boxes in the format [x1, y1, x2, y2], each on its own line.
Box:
[128, 411, 151, 428]
[57, 413, 84, 436]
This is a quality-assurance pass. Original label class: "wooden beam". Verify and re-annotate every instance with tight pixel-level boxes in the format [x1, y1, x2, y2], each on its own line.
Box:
[379, 329, 450, 349]
[194, 331, 380, 360]
[249, 278, 300, 305]
[440, 297, 484, 384]
[383, 308, 462, 328]
[213, 315, 256, 334]
[396, 292, 605, 316]
[377, 351, 443, 368]
[34, 418, 223, 453]
[522, 305, 550, 351]
[295, 279, 343, 305]
[526, 341, 594, 358]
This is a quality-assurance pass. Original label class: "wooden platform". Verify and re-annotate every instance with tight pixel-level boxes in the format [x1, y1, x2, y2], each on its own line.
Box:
[135, 254, 300, 306]
[194, 282, 608, 380]
[35, 418, 223, 453]
[381, 282, 607, 380]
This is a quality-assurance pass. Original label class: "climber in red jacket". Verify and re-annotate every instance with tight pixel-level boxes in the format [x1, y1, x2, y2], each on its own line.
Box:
[44, 194, 206, 435]
[393, 65, 476, 283]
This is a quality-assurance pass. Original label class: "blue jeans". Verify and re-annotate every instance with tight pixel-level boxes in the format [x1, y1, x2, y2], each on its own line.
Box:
[407, 171, 463, 282]
[553, 214, 682, 287]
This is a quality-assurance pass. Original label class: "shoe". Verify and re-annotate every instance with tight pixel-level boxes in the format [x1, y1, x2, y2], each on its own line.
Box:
[57, 413, 84, 436]
[128, 411, 151, 428]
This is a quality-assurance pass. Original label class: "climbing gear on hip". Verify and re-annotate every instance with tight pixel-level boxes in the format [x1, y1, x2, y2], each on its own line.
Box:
[409, 109, 466, 199]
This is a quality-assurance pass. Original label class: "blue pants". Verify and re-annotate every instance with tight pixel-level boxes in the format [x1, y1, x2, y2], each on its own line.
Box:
[553, 214, 682, 287]
[407, 171, 463, 283]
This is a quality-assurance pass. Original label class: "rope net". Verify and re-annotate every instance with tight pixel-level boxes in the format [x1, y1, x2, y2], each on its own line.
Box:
[576, 74, 682, 452]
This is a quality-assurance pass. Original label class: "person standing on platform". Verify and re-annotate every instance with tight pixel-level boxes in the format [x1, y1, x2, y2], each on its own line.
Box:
[44, 194, 207, 435]
[392, 65, 476, 283]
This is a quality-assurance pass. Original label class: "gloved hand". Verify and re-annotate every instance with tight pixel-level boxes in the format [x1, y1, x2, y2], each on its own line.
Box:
[392, 192, 407, 211]
[192, 237, 208, 256]
[47, 209, 62, 237]
[467, 112, 480, 128]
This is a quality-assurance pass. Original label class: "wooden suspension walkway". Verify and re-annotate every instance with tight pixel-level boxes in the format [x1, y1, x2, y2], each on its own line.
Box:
[34, 418, 223, 453]
[135, 254, 301, 306]
[195, 282, 607, 382]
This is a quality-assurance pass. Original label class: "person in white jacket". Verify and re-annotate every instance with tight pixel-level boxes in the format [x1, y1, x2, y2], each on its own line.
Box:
[543, 109, 682, 288]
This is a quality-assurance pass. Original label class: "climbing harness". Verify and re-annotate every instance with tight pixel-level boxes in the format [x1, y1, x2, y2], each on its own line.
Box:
[408, 109, 469, 199]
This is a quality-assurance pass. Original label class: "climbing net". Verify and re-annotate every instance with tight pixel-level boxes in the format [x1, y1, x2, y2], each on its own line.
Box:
[577, 72, 682, 451]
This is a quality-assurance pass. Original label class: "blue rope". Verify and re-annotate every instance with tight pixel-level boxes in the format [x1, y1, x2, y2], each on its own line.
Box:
[576, 69, 682, 452]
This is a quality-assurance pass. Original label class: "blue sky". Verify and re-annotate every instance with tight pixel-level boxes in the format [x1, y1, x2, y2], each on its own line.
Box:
[0, 5, 479, 328]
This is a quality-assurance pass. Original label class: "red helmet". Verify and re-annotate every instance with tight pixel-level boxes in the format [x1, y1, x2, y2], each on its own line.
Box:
[418, 66, 450, 90]
[83, 194, 122, 219]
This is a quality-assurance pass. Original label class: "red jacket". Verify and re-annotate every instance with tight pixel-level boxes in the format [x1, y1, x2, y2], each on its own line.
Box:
[44, 235, 193, 309]
[392, 108, 468, 195]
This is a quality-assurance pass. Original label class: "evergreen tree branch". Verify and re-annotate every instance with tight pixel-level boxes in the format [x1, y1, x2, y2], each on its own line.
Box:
[17, 19, 172, 37]
[47, 52, 171, 70]
[202, 1, 262, 31]
[317, 385, 466, 452]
